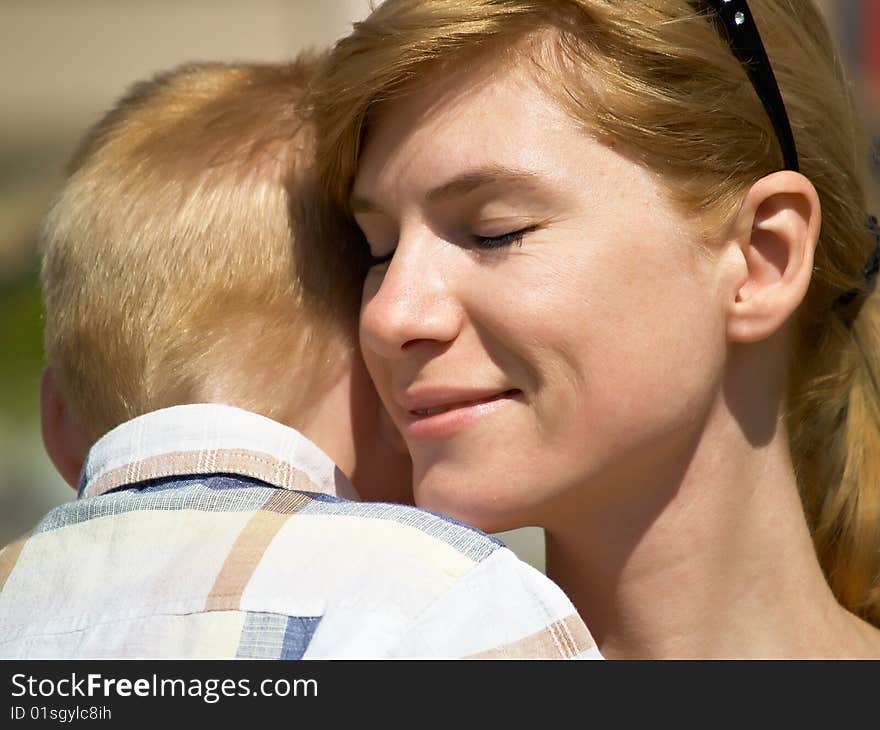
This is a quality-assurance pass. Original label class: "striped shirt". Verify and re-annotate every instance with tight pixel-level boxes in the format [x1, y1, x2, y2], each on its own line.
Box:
[0, 404, 599, 659]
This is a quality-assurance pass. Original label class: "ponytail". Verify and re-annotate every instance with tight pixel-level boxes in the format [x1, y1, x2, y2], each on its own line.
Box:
[789, 223, 880, 624]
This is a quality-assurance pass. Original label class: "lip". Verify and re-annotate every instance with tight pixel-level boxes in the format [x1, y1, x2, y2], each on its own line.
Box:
[398, 387, 521, 440]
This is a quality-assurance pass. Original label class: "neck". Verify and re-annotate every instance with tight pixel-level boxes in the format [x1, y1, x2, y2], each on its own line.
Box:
[544, 395, 875, 658]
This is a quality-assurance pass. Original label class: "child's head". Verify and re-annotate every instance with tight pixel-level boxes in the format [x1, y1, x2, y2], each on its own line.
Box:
[39, 58, 412, 503]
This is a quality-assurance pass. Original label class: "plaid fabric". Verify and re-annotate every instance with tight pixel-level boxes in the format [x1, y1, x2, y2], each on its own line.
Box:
[0, 404, 600, 659]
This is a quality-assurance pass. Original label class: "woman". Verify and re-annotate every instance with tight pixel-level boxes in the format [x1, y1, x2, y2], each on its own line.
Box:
[309, 0, 880, 657]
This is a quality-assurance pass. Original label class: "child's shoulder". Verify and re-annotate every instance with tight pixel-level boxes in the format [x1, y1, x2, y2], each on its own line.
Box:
[296, 492, 506, 563]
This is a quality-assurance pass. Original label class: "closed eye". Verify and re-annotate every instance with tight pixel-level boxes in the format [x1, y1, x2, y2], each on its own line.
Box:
[368, 249, 395, 268]
[367, 225, 534, 266]
[472, 227, 534, 250]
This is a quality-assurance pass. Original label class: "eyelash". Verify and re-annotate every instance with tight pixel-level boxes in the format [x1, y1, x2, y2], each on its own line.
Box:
[365, 226, 533, 267]
[367, 250, 394, 268]
[472, 228, 531, 250]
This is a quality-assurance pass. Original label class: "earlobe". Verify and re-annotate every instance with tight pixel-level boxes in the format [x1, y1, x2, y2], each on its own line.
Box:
[726, 171, 821, 343]
[40, 368, 93, 490]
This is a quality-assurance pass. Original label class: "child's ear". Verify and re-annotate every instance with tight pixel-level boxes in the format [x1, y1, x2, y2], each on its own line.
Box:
[725, 171, 821, 343]
[40, 368, 93, 490]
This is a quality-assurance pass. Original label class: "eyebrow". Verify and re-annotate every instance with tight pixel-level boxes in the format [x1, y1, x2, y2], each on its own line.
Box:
[349, 165, 545, 215]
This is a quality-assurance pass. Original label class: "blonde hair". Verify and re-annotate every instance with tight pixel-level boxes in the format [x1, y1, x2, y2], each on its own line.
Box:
[42, 58, 359, 439]
[308, 0, 880, 622]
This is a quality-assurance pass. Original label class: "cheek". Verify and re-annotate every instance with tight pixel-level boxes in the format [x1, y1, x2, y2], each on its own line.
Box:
[359, 275, 381, 344]
[358, 323, 384, 381]
[361, 270, 382, 302]
[484, 246, 723, 435]
[357, 307, 393, 404]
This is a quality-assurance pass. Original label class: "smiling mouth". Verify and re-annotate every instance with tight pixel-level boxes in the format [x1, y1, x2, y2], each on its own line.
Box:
[410, 389, 521, 417]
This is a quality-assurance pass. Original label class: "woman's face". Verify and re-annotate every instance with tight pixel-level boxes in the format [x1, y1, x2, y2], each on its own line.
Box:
[352, 59, 729, 532]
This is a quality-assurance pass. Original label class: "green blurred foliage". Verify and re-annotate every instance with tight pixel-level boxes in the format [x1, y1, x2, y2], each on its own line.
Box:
[0, 263, 44, 419]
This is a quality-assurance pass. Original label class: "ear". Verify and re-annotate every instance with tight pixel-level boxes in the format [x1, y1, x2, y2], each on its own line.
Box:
[40, 368, 93, 490]
[725, 171, 821, 343]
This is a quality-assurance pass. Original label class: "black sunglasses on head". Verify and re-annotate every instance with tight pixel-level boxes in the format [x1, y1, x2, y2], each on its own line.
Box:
[690, 2, 880, 313]
[690, 0, 799, 171]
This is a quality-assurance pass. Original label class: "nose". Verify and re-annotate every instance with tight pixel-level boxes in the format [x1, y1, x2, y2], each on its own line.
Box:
[359, 230, 464, 360]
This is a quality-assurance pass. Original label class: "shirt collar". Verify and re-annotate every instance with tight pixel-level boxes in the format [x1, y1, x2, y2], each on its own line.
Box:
[78, 403, 359, 501]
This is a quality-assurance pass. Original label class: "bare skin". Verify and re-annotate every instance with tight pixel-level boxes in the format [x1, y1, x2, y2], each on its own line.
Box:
[351, 56, 880, 658]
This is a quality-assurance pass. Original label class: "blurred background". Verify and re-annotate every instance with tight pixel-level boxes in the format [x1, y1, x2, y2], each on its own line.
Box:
[1, 0, 878, 572]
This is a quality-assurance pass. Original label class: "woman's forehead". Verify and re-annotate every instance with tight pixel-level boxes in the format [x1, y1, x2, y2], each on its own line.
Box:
[352, 59, 592, 204]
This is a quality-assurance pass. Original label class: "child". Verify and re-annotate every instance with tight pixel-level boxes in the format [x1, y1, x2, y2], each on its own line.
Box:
[0, 59, 598, 659]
